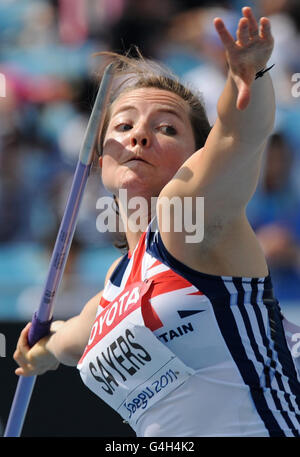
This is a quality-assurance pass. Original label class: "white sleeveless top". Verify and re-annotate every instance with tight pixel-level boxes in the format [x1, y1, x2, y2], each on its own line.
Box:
[78, 219, 300, 437]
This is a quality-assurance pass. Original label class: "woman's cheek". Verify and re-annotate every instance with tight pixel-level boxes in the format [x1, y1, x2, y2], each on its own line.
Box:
[100, 156, 117, 190]
[162, 146, 188, 171]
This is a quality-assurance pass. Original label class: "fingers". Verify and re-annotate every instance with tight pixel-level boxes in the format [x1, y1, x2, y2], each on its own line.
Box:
[237, 17, 250, 46]
[214, 17, 235, 49]
[13, 323, 34, 376]
[214, 7, 263, 49]
[13, 322, 31, 366]
[242, 7, 273, 42]
[259, 17, 273, 41]
[15, 363, 35, 377]
[242, 6, 259, 37]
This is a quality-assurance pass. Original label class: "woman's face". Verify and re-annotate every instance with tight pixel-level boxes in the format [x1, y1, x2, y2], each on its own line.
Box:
[100, 87, 196, 199]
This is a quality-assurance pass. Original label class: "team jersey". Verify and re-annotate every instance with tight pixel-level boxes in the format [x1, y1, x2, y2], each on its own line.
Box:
[78, 218, 300, 437]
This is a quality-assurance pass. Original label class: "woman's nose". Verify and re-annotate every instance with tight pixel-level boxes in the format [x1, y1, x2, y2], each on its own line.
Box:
[131, 136, 148, 147]
[130, 126, 150, 147]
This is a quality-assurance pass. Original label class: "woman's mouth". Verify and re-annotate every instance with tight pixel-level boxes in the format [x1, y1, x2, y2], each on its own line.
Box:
[125, 157, 149, 165]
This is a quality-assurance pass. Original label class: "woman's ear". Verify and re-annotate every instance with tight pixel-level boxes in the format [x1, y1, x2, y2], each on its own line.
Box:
[99, 156, 103, 168]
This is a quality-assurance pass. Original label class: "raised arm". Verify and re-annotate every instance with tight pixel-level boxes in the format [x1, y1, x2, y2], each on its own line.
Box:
[157, 7, 276, 276]
[158, 7, 275, 241]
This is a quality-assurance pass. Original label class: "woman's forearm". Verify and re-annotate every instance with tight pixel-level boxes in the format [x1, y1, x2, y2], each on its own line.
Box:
[44, 292, 102, 367]
[45, 317, 86, 366]
[217, 69, 275, 145]
[14, 291, 102, 376]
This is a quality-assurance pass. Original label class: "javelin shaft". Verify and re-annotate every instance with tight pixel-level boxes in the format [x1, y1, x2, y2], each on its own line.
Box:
[4, 63, 114, 437]
[35, 161, 91, 324]
[4, 162, 90, 438]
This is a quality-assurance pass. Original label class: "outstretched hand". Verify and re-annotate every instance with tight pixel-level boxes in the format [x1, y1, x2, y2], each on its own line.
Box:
[214, 6, 274, 110]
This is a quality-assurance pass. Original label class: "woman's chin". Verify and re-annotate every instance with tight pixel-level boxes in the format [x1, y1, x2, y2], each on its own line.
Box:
[107, 171, 157, 197]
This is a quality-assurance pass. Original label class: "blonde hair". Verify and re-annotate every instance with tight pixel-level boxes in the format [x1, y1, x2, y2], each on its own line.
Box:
[95, 50, 211, 155]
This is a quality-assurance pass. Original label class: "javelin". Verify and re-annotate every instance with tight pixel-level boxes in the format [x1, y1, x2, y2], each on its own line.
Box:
[4, 63, 114, 437]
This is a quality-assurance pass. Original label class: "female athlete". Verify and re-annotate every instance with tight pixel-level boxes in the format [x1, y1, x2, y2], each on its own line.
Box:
[14, 6, 300, 437]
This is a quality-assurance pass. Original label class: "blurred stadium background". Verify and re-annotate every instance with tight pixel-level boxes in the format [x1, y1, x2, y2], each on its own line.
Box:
[0, 0, 300, 436]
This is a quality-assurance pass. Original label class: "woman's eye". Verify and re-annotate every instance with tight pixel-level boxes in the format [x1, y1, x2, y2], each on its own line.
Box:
[159, 125, 177, 136]
[116, 123, 132, 132]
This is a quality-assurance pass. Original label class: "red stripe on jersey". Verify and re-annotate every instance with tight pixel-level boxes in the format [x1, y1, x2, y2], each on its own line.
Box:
[147, 271, 195, 299]
[142, 294, 163, 331]
[141, 271, 199, 331]
[99, 296, 110, 309]
[151, 259, 162, 268]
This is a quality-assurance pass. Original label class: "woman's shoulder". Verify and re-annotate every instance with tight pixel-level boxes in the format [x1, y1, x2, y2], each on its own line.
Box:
[150, 213, 269, 279]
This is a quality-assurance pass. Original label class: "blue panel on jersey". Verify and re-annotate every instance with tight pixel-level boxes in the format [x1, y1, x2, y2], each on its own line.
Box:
[109, 253, 130, 287]
[145, 217, 274, 299]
